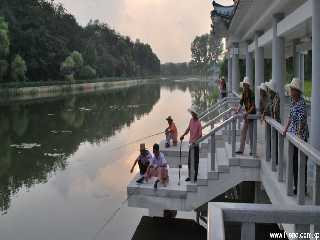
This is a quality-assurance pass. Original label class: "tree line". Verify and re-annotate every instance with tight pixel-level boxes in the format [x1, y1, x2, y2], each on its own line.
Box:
[0, 0, 160, 83]
[161, 31, 223, 77]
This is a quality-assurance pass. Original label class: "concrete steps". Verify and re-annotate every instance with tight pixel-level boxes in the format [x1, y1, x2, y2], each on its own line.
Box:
[128, 138, 261, 211]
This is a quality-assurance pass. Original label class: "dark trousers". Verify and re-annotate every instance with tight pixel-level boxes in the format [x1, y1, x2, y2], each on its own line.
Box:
[188, 145, 199, 181]
[293, 146, 307, 192]
[138, 161, 149, 175]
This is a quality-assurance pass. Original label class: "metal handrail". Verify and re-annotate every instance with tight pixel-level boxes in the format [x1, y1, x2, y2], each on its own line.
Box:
[199, 98, 239, 121]
[196, 115, 237, 145]
[265, 117, 320, 166]
[202, 108, 233, 130]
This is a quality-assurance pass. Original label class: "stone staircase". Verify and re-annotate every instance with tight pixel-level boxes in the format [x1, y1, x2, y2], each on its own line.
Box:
[127, 132, 261, 212]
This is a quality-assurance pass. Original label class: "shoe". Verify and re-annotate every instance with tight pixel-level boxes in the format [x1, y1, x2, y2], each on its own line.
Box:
[235, 150, 243, 154]
[136, 177, 144, 184]
[154, 179, 160, 189]
[185, 177, 191, 182]
[165, 143, 170, 148]
[293, 189, 297, 195]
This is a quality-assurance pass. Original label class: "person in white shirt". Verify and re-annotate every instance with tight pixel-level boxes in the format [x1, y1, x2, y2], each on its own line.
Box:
[144, 143, 169, 189]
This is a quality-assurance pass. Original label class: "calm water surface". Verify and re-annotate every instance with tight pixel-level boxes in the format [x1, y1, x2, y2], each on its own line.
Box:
[0, 80, 215, 240]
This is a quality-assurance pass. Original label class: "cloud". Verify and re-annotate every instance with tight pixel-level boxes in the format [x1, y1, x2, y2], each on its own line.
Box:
[58, 0, 233, 63]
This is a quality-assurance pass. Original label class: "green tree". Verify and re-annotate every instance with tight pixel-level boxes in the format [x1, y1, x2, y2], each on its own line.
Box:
[79, 65, 96, 79]
[60, 51, 84, 81]
[11, 54, 27, 82]
[191, 32, 223, 77]
[0, 17, 9, 81]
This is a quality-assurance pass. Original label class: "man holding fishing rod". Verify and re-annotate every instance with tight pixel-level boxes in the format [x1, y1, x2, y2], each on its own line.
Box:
[130, 143, 152, 184]
[180, 105, 202, 182]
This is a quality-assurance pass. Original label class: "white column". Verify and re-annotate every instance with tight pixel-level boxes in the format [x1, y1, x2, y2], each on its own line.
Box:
[293, 39, 300, 78]
[255, 32, 264, 113]
[232, 43, 240, 94]
[300, 53, 305, 91]
[311, 0, 320, 207]
[272, 14, 286, 123]
[228, 53, 233, 94]
[245, 41, 254, 87]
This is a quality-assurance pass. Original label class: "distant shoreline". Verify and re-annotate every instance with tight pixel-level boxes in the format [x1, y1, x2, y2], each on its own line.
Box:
[0, 79, 152, 103]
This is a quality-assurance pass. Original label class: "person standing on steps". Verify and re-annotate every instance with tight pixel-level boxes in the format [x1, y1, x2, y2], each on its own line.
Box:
[180, 105, 202, 182]
[283, 78, 309, 195]
[235, 76, 256, 155]
[219, 76, 227, 99]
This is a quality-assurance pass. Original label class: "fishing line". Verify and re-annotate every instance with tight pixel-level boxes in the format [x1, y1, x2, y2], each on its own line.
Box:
[91, 186, 141, 240]
[91, 131, 166, 239]
[108, 131, 165, 152]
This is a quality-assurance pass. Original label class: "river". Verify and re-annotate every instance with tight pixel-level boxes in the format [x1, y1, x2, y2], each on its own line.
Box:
[0, 80, 216, 240]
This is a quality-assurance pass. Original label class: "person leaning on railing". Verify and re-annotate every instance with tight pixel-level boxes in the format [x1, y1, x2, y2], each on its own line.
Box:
[258, 83, 269, 121]
[265, 79, 281, 165]
[235, 77, 256, 155]
[283, 78, 309, 195]
[265, 79, 281, 123]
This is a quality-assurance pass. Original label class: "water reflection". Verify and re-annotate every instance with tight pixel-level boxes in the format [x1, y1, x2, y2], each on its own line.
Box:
[0, 80, 217, 218]
[0, 84, 161, 214]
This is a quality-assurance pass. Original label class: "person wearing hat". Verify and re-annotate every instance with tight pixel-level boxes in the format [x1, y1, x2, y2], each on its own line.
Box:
[235, 76, 256, 155]
[130, 143, 152, 184]
[180, 105, 202, 182]
[165, 116, 178, 148]
[283, 78, 309, 195]
[258, 83, 269, 121]
[219, 76, 227, 99]
[265, 79, 281, 123]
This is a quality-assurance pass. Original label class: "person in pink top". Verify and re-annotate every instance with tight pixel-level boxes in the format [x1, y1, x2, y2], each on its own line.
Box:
[180, 105, 202, 182]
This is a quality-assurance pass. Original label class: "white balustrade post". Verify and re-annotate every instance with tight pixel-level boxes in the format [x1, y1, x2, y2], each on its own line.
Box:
[241, 223, 255, 240]
[297, 150, 307, 205]
[232, 118, 237, 157]
[278, 133, 285, 182]
[252, 119, 257, 157]
[286, 142, 294, 196]
[211, 134, 216, 171]
[271, 128, 277, 172]
[265, 123, 271, 162]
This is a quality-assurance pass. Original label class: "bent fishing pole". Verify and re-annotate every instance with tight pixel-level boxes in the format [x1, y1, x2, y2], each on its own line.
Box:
[109, 131, 165, 152]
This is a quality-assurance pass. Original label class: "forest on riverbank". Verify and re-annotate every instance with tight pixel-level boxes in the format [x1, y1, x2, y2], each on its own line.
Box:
[0, 0, 160, 83]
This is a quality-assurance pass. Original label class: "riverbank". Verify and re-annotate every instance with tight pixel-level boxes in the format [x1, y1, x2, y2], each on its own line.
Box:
[0, 79, 154, 103]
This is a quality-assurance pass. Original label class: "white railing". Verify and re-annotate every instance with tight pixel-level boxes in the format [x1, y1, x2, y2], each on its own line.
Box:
[208, 202, 320, 240]
[188, 111, 259, 182]
[199, 97, 239, 121]
[264, 116, 320, 206]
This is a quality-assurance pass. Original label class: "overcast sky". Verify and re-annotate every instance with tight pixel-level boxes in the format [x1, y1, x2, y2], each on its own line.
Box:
[57, 0, 233, 63]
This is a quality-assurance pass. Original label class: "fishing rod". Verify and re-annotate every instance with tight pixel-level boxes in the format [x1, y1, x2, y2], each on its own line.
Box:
[178, 140, 182, 186]
[108, 131, 165, 152]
